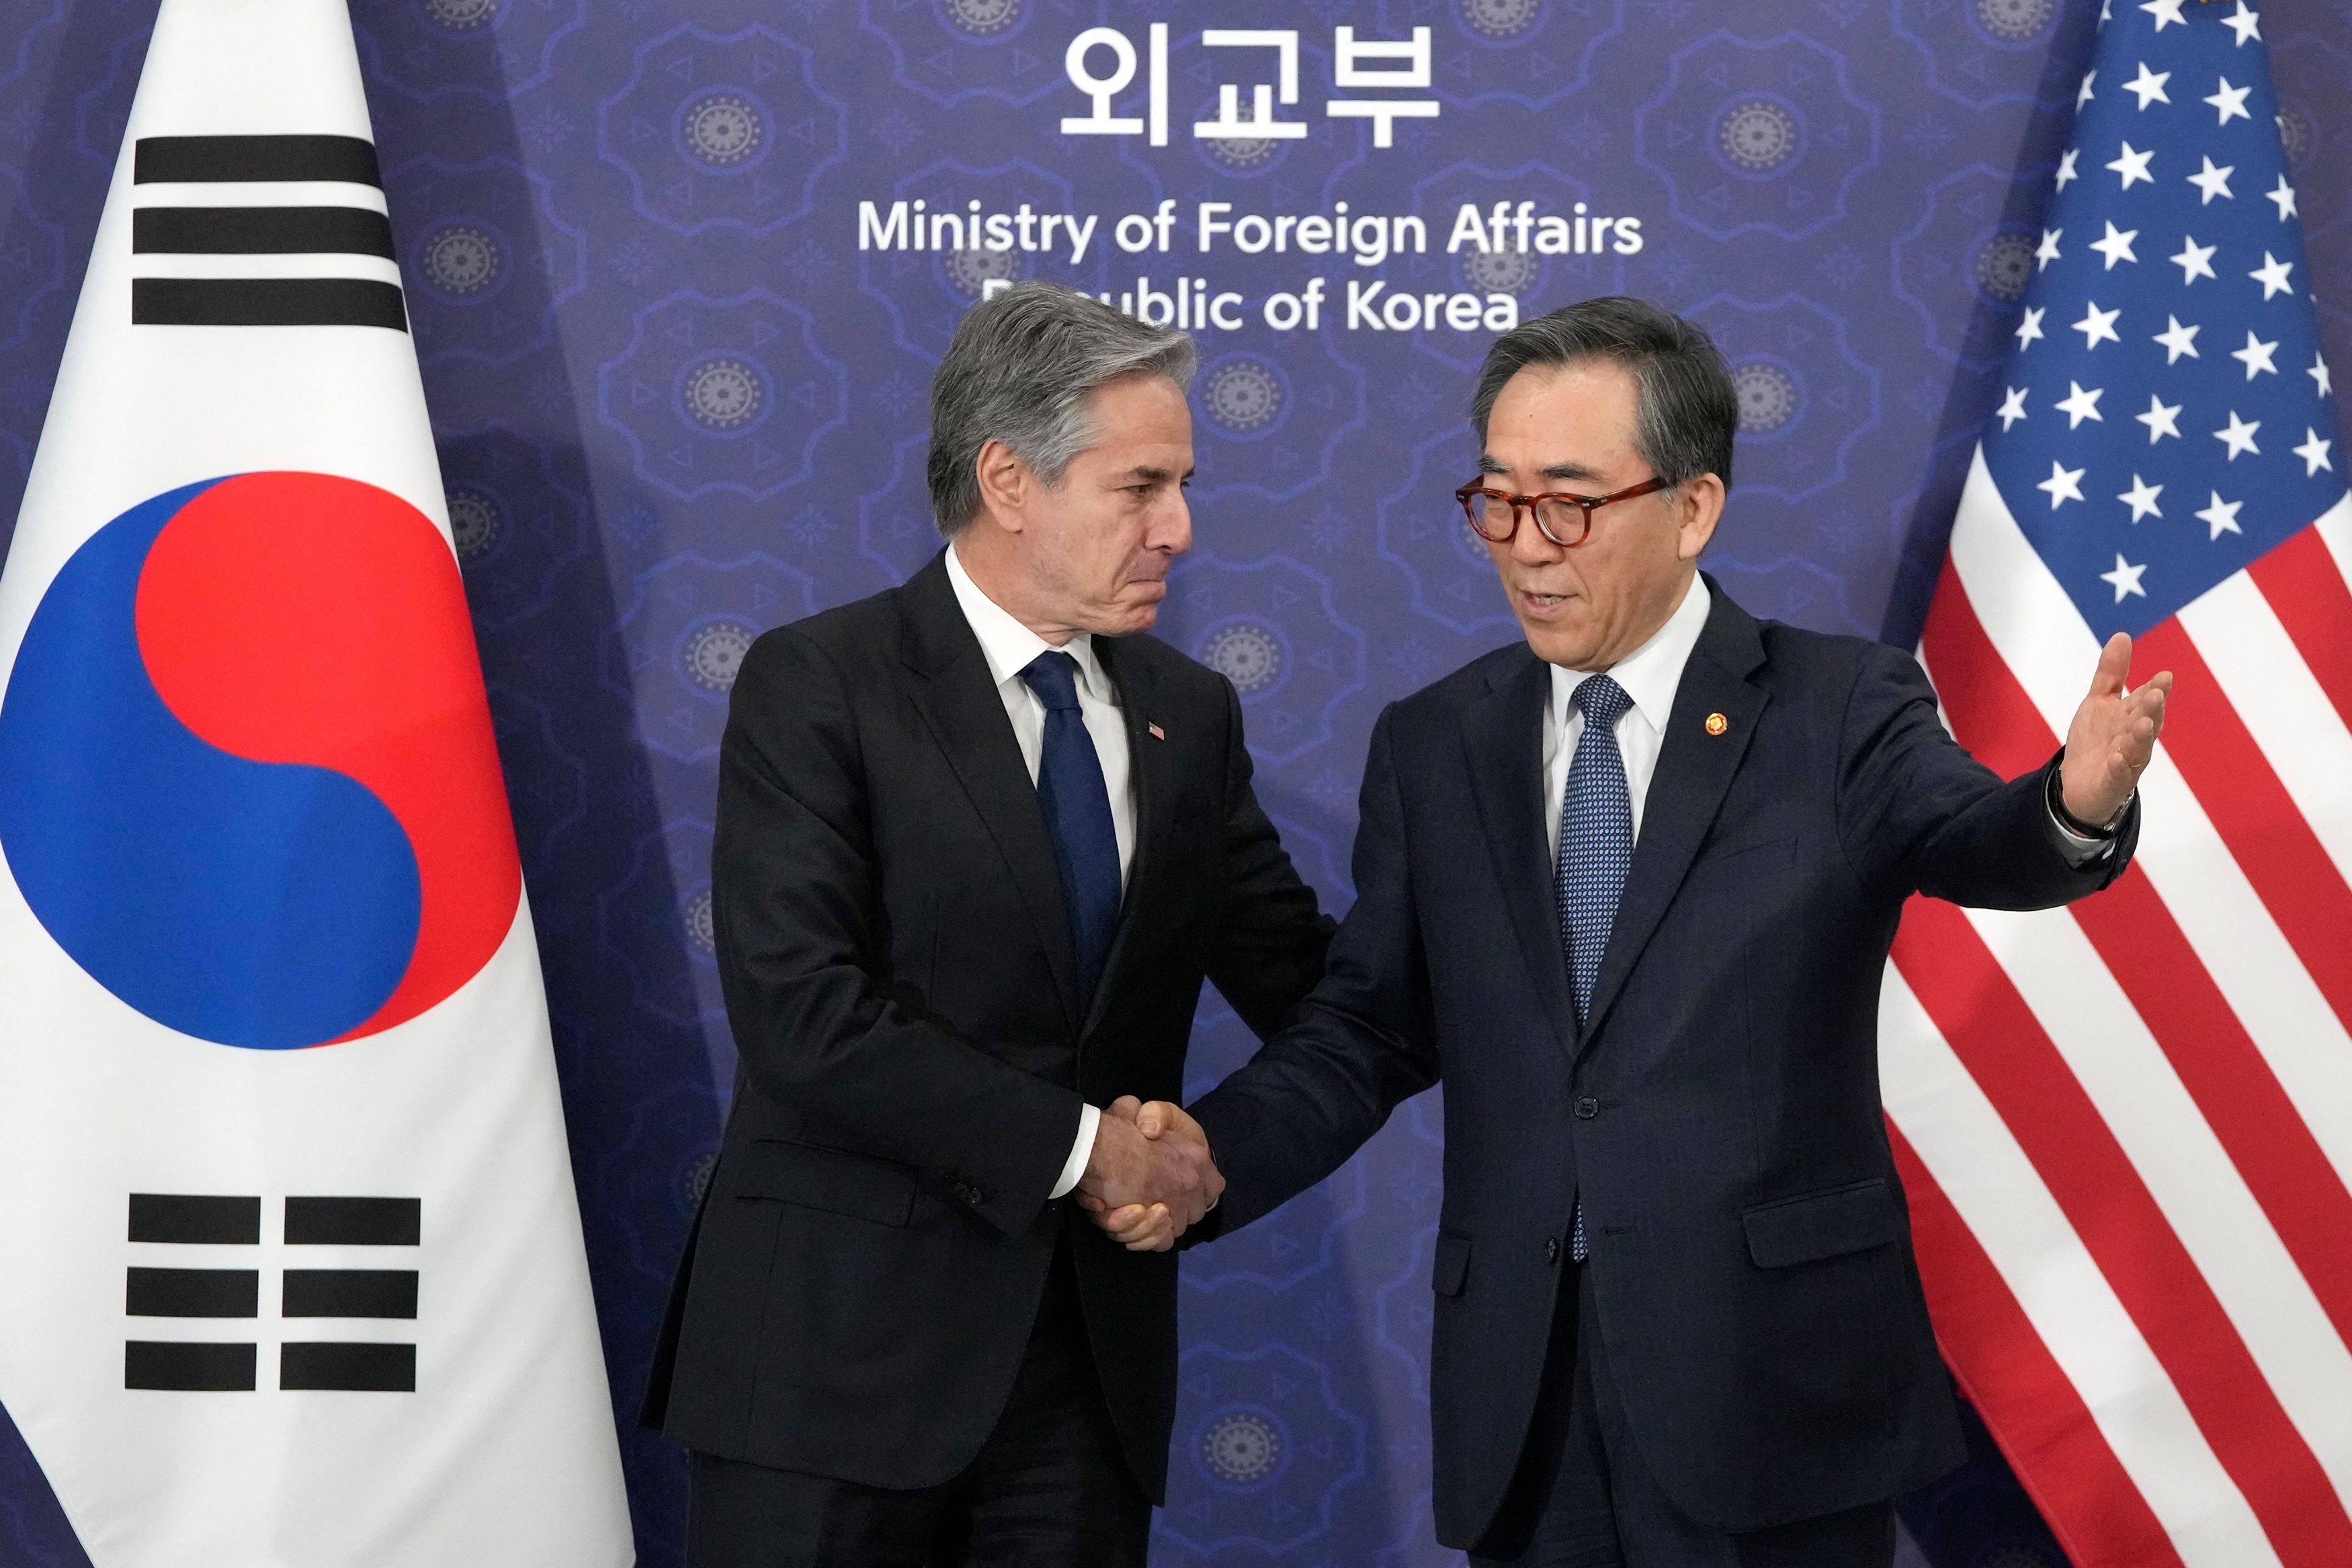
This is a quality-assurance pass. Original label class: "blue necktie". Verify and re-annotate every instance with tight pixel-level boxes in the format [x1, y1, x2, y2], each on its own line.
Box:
[1019, 650, 1122, 1004]
[1556, 673, 1634, 1262]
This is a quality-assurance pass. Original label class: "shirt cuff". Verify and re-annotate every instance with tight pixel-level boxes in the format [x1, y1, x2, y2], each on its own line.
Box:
[1049, 1102, 1102, 1200]
[2046, 783, 2124, 865]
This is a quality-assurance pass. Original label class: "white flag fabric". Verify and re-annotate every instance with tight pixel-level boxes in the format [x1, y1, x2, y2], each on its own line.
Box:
[0, 0, 632, 1563]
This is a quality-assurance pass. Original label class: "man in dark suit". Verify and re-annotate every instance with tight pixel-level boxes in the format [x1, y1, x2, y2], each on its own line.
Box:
[1093, 298, 2170, 1565]
[643, 281, 1334, 1566]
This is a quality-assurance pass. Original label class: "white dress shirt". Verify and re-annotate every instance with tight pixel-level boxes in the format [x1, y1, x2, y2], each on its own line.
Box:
[943, 545, 1130, 1199]
[1543, 576, 1714, 859]
[1541, 573, 2113, 865]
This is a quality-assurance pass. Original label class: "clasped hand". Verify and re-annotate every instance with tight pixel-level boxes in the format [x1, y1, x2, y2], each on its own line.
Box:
[1075, 1096, 1218, 1253]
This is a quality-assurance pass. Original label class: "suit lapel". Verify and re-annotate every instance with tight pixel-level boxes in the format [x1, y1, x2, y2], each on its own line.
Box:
[1461, 648, 1577, 1050]
[898, 553, 1081, 1029]
[1081, 637, 1166, 1038]
[1579, 582, 1767, 1051]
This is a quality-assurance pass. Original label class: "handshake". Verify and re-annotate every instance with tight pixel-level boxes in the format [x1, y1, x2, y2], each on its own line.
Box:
[1074, 1096, 1221, 1253]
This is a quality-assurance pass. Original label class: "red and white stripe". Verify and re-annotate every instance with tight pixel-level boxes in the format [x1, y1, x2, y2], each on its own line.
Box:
[1883, 448, 2352, 1567]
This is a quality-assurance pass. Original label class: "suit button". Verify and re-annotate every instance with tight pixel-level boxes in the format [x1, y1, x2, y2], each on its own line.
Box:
[1573, 1096, 1599, 1120]
[954, 1182, 984, 1206]
[1543, 1237, 1561, 1266]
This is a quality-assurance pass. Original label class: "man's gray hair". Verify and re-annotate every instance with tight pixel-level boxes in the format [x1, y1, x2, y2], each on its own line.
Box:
[927, 281, 1198, 537]
[1469, 296, 1737, 492]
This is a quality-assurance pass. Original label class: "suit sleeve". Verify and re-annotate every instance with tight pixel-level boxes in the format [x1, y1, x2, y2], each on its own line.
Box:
[1835, 641, 2138, 909]
[1201, 675, 1337, 1041]
[1187, 704, 1441, 1235]
[710, 627, 1083, 1236]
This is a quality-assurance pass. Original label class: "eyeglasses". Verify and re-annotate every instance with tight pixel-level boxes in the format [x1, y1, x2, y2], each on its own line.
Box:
[1454, 474, 1670, 548]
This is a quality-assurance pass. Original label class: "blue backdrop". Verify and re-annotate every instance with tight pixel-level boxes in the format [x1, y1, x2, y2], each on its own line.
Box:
[3, 1, 2350, 1563]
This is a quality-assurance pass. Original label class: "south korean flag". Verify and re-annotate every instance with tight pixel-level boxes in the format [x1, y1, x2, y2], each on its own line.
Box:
[0, 0, 632, 1563]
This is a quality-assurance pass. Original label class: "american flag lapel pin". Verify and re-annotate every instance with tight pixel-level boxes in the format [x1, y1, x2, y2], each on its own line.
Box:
[1148, 722, 1166, 740]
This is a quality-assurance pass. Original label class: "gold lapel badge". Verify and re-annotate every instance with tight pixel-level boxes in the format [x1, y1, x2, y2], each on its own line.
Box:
[1148, 722, 1166, 740]
[1704, 712, 1729, 736]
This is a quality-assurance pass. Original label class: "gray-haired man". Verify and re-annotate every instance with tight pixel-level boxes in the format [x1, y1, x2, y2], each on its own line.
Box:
[640, 281, 1334, 1566]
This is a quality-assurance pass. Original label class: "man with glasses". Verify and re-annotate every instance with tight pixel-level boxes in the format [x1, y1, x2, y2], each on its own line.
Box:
[1089, 297, 2170, 1566]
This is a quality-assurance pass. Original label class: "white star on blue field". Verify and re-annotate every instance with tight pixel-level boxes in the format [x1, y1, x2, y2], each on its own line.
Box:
[1982, 0, 2341, 640]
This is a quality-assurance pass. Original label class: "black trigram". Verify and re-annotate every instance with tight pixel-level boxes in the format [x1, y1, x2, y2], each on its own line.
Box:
[128, 134, 407, 331]
[124, 1192, 420, 1392]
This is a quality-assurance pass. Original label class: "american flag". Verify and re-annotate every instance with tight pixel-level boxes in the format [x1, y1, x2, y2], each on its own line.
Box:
[1878, 3, 2352, 1566]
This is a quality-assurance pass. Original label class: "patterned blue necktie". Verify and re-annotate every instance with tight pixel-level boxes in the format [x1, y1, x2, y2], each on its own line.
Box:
[1556, 672, 1634, 1262]
[1019, 650, 1122, 1004]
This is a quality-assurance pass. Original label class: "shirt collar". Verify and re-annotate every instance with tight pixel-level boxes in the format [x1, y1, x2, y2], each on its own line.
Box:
[943, 543, 1109, 699]
[1550, 573, 1712, 734]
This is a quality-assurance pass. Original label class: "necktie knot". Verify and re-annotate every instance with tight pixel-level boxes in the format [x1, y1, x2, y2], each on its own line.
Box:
[1572, 672, 1632, 731]
[1020, 650, 1085, 713]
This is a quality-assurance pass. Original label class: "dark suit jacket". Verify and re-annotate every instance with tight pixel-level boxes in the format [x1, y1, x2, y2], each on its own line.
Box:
[1187, 579, 2137, 1547]
[641, 550, 1333, 1500]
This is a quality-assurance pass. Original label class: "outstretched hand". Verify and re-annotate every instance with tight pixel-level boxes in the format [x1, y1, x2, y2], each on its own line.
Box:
[2060, 631, 2171, 828]
[1075, 1096, 1220, 1253]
